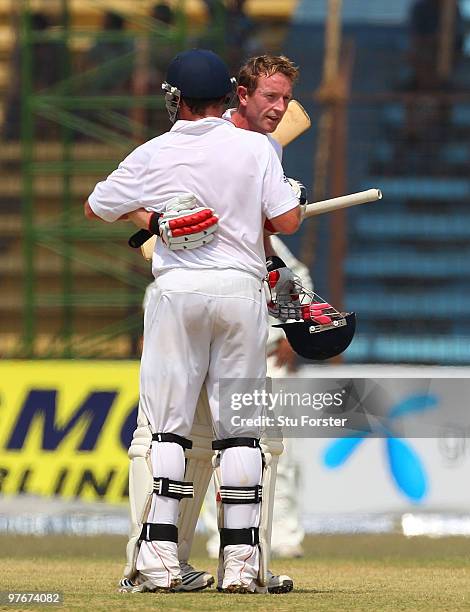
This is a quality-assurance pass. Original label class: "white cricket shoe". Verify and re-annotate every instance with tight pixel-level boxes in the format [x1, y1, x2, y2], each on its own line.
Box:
[175, 562, 215, 592]
[218, 571, 294, 594]
[267, 570, 294, 594]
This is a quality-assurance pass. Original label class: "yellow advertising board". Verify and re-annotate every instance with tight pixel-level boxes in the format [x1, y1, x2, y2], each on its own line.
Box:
[0, 361, 140, 504]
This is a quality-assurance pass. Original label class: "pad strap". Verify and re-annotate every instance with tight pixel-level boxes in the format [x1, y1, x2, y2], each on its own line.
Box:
[219, 485, 262, 504]
[220, 527, 259, 548]
[139, 522, 178, 543]
[152, 432, 193, 450]
[212, 437, 260, 451]
[153, 477, 194, 500]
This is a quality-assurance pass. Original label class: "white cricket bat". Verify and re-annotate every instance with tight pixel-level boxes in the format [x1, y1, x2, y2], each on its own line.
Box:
[139, 188, 382, 260]
[139, 99, 313, 260]
[303, 188, 382, 218]
[141, 234, 157, 261]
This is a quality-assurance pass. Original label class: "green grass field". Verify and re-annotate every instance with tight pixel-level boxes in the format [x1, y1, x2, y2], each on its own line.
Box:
[2, 534, 470, 611]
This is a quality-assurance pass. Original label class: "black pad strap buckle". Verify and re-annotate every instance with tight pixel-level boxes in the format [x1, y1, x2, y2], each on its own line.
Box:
[139, 522, 178, 543]
[153, 477, 194, 500]
[219, 485, 262, 504]
[212, 437, 260, 451]
[219, 527, 259, 548]
[152, 432, 193, 450]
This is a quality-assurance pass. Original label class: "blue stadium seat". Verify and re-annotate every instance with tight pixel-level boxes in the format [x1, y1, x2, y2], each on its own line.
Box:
[362, 177, 470, 199]
[373, 142, 470, 166]
[452, 105, 470, 127]
[383, 103, 470, 132]
[440, 143, 470, 165]
[382, 104, 404, 126]
[345, 251, 470, 278]
[354, 214, 470, 240]
[345, 292, 470, 318]
[345, 334, 470, 364]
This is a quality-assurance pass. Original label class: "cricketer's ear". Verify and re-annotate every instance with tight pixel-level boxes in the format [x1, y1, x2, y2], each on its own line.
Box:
[237, 85, 248, 108]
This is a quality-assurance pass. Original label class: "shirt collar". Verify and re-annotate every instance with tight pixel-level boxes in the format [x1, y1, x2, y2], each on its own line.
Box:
[170, 116, 233, 133]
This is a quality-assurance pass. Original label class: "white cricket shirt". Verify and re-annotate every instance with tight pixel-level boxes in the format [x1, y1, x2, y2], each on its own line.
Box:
[88, 117, 298, 279]
[223, 108, 283, 161]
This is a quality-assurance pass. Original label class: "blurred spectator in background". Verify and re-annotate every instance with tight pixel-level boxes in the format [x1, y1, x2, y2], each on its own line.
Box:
[144, 2, 178, 133]
[74, 11, 133, 141]
[225, 0, 263, 72]
[202, 0, 225, 23]
[199, 0, 263, 72]
[407, 0, 463, 91]
[3, 11, 63, 140]
[152, 1, 175, 26]
[148, 1, 177, 88]
[401, 0, 464, 152]
[85, 11, 133, 95]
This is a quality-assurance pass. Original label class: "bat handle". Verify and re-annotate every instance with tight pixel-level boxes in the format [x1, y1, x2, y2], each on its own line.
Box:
[128, 229, 153, 248]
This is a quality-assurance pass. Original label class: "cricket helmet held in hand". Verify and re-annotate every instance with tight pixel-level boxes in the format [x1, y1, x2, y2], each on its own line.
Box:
[268, 276, 356, 360]
[274, 312, 356, 360]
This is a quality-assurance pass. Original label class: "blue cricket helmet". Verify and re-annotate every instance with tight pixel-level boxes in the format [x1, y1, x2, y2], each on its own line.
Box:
[165, 49, 233, 99]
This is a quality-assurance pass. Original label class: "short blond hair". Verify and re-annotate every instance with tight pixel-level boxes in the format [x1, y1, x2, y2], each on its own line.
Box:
[237, 55, 299, 95]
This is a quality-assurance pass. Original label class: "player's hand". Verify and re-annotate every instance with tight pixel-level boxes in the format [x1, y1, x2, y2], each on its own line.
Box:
[268, 337, 298, 372]
[266, 255, 302, 322]
[267, 297, 302, 322]
[157, 194, 218, 251]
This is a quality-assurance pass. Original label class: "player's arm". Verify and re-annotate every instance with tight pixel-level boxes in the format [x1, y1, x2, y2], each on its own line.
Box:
[264, 178, 305, 235]
[126, 208, 153, 228]
[262, 144, 304, 321]
[84, 199, 100, 220]
[266, 206, 300, 234]
[85, 143, 156, 223]
[84, 198, 146, 224]
[262, 140, 301, 235]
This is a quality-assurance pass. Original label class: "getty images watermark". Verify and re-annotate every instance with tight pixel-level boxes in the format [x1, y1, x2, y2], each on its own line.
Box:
[230, 387, 348, 429]
[218, 378, 470, 439]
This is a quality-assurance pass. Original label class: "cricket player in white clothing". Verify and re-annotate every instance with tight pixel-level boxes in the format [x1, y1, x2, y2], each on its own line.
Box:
[203, 55, 308, 563]
[84, 49, 300, 593]
[230, 55, 309, 559]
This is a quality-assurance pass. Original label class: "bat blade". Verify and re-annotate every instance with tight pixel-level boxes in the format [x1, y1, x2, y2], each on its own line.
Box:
[141, 234, 157, 260]
[271, 100, 311, 147]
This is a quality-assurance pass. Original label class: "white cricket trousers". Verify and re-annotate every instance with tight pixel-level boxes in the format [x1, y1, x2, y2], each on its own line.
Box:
[137, 268, 268, 589]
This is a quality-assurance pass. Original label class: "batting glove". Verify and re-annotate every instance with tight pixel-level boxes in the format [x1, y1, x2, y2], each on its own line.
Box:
[142, 194, 218, 251]
[128, 196, 219, 251]
[287, 177, 308, 219]
[266, 255, 302, 322]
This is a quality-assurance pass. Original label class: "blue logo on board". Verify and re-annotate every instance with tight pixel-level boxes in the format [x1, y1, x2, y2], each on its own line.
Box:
[323, 393, 439, 502]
